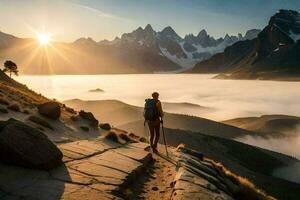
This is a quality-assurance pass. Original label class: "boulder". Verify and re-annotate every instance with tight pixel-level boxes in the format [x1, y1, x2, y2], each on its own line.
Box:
[99, 123, 111, 130]
[38, 102, 61, 120]
[79, 110, 99, 127]
[0, 118, 63, 170]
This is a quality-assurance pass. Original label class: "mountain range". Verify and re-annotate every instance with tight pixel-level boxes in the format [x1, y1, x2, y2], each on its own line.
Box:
[96, 25, 260, 69]
[188, 9, 300, 80]
[0, 25, 259, 74]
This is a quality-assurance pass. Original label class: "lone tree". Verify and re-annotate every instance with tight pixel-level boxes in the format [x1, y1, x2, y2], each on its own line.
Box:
[3, 60, 18, 77]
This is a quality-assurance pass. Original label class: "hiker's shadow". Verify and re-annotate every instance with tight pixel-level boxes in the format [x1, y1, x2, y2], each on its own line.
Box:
[0, 163, 71, 199]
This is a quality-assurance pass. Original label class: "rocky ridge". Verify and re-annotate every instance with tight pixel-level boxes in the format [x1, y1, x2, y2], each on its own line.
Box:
[188, 9, 300, 80]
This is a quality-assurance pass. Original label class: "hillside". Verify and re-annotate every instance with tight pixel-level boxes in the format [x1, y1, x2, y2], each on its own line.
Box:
[223, 115, 300, 138]
[188, 9, 300, 80]
[64, 99, 260, 139]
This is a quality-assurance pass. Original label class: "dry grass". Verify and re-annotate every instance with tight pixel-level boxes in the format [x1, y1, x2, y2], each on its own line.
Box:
[104, 131, 120, 143]
[205, 158, 276, 200]
[129, 133, 140, 139]
[119, 133, 137, 143]
[0, 97, 9, 105]
[0, 82, 48, 105]
[23, 109, 30, 114]
[176, 143, 186, 150]
[139, 137, 147, 143]
[0, 108, 8, 113]
[104, 131, 140, 144]
[7, 102, 21, 112]
[65, 106, 77, 114]
[28, 115, 54, 130]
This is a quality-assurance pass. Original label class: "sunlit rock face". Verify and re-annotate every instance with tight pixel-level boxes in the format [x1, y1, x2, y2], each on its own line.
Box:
[189, 9, 300, 80]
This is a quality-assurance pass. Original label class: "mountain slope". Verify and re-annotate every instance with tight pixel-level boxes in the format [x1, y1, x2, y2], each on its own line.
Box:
[0, 25, 260, 74]
[64, 99, 260, 139]
[188, 9, 300, 80]
[223, 115, 300, 138]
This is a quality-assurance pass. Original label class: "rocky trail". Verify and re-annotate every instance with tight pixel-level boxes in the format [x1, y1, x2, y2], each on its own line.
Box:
[120, 147, 177, 200]
[0, 131, 255, 200]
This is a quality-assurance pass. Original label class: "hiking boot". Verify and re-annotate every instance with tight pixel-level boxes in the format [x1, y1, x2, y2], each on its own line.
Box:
[152, 146, 158, 153]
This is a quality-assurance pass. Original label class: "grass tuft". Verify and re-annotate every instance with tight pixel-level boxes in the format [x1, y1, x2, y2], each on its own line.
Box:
[0, 108, 8, 113]
[104, 131, 120, 143]
[7, 102, 21, 112]
[28, 115, 54, 130]
[119, 133, 138, 143]
[205, 158, 276, 200]
[23, 109, 30, 114]
[139, 137, 147, 143]
[0, 97, 9, 105]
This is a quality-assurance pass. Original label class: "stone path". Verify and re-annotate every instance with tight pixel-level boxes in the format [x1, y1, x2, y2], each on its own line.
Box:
[0, 138, 152, 200]
[0, 137, 248, 200]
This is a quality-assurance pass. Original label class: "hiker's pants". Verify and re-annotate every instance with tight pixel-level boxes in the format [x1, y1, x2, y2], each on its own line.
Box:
[148, 119, 160, 146]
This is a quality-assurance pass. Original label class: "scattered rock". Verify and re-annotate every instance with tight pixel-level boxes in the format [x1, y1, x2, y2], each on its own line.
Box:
[79, 110, 98, 126]
[0, 118, 62, 170]
[80, 126, 89, 132]
[38, 101, 61, 120]
[88, 88, 104, 93]
[99, 123, 111, 130]
[28, 115, 54, 130]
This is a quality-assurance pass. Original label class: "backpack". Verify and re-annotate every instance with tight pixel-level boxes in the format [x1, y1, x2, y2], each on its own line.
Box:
[144, 99, 160, 121]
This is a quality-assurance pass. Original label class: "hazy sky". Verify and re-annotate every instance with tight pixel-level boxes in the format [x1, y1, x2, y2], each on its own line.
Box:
[0, 0, 299, 42]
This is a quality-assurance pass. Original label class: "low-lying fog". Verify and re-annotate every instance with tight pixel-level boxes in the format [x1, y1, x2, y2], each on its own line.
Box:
[236, 127, 300, 159]
[16, 74, 300, 121]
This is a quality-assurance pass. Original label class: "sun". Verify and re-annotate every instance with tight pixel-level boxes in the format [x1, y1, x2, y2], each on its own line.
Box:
[37, 33, 51, 45]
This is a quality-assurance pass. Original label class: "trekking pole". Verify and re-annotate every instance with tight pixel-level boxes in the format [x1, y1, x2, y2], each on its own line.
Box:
[161, 121, 168, 156]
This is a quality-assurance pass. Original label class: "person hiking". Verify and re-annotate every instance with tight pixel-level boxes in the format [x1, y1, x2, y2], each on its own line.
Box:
[144, 92, 164, 153]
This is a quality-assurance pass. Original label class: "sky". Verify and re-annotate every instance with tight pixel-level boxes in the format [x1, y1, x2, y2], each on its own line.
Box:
[0, 0, 299, 42]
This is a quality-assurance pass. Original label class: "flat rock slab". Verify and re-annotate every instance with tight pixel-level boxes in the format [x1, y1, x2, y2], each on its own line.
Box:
[170, 150, 234, 200]
[0, 139, 151, 200]
[112, 143, 152, 163]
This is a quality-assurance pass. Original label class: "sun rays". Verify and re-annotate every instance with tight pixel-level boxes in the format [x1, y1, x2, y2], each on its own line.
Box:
[37, 32, 51, 46]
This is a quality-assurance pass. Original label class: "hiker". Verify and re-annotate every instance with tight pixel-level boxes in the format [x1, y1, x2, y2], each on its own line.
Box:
[144, 92, 164, 153]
